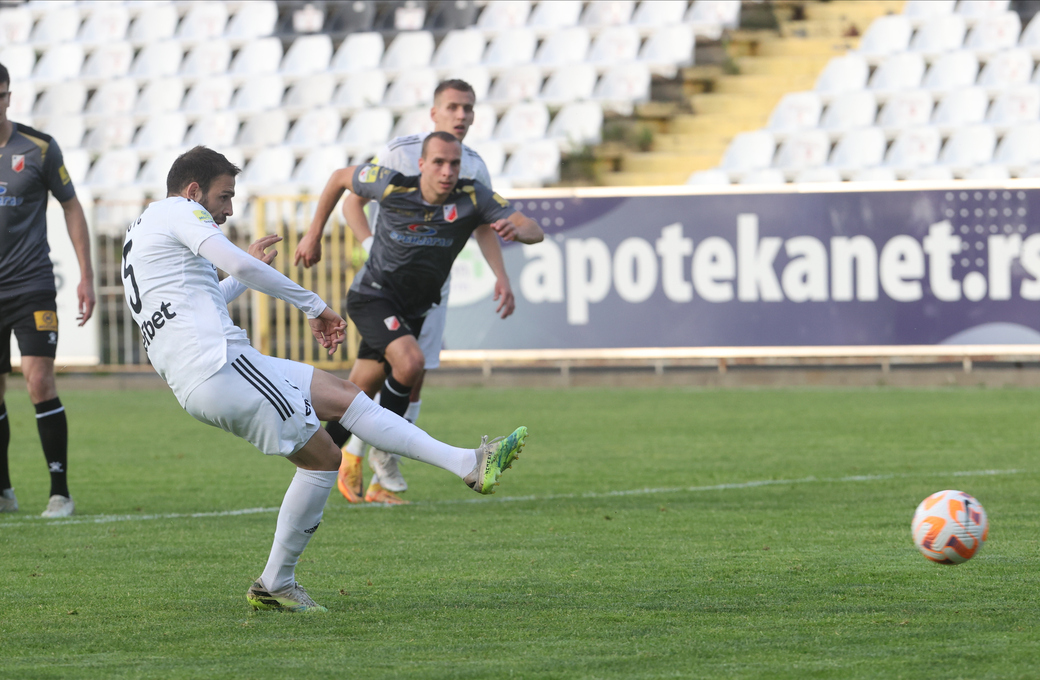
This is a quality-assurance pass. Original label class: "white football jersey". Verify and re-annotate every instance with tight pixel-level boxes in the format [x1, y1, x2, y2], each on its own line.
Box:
[122, 197, 250, 405]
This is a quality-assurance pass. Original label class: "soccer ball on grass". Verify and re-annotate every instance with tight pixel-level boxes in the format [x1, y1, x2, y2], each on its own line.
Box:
[911, 490, 988, 564]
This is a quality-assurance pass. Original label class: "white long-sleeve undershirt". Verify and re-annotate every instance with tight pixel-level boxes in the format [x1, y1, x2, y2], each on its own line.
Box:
[198, 235, 327, 319]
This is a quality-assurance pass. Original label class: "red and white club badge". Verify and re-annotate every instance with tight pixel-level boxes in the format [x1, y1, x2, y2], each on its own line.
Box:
[12, 155, 24, 173]
[443, 204, 457, 222]
[383, 315, 401, 331]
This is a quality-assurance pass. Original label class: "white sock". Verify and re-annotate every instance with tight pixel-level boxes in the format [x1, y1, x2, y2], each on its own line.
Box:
[344, 434, 366, 457]
[261, 468, 336, 593]
[340, 392, 476, 478]
[404, 399, 421, 424]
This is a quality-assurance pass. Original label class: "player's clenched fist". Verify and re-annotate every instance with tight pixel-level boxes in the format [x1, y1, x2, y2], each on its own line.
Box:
[294, 232, 322, 267]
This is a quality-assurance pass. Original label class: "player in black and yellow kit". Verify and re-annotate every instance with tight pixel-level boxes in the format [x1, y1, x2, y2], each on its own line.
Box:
[0, 63, 95, 517]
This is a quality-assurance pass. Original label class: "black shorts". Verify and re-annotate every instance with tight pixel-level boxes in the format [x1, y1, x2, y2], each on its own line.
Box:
[346, 290, 426, 364]
[0, 290, 59, 374]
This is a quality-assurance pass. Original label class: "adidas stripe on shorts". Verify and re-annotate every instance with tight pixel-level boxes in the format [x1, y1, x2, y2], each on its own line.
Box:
[183, 344, 320, 456]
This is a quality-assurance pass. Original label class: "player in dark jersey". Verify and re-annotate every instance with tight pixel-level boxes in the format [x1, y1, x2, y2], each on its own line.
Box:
[303, 132, 543, 499]
[0, 62, 95, 518]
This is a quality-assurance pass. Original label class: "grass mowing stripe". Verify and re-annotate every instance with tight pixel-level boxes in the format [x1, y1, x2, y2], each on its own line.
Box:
[3, 467, 1028, 528]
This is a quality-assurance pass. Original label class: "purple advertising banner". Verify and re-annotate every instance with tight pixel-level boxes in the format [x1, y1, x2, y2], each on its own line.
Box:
[443, 185, 1040, 350]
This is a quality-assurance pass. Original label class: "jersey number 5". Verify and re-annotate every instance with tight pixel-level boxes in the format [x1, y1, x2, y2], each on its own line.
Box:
[122, 240, 143, 314]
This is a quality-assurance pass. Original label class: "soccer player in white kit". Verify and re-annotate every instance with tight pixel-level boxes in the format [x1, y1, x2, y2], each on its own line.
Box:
[123, 146, 528, 613]
[295, 79, 513, 505]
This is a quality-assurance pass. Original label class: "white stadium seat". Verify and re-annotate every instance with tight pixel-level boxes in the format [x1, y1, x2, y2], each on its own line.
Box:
[856, 15, 913, 62]
[34, 82, 87, 120]
[136, 77, 186, 117]
[547, 101, 603, 151]
[133, 112, 188, 153]
[466, 140, 506, 177]
[130, 40, 183, 79]
[868, 52, 926, 98]
[230, 74, 285, 113]
[829, 127, 887, 174]
[904, 0, 956, 27]
[527, 0, 582, 35]
[476, 0, 532, 33]
[29, 5, 80, 47]
[632, 0, 687, 36]
[6, 81, 36, 121]
[0, 6, 33, 45]
[225, 0, 278, 45]
[794, 167, 843, 183]
[283, 74, 337, 115]
[281, 34, 333, 79]
[0, 45, 36, 81]
[774, 130, 831, 172]
[85, 78, 138, 122]
[390, 108, 436, 138]
[910, 14, 967, 57]
[228, 37, 283, 79]
[964, 11, 1021, 54]
[236, 110, 289, 149]
[820, 91, 878, 134]
[78, 3, 130, 46]
[62, 148, 91, 186]
[80, 42, 134, 85]
[331, 71, 388, 113]
[382, 68, 439, 112]
[685, 0, 742, 40]
[639, 25, 696, 78]
[92, 187, 146, 234]
[815, 54, 869, 97]
[128, 3, 178, 43]
[580, 1, 635, 28]
[494, 101, 550, 150]
[285, 107, 342, 150]
[533, 27, 591, 69]
[938, 124, 996, 174]
[977, 48, 1033, 91]
[42, 116, 85, 151]
[884, 126, 942, 175]
[84, 115, 136, 153]
[539, 63, 597, 107]
[381, 31, 435, 74]
[932, 87, 989, 132]
[957, 0, 1012, 20]
[177, 2, 229, 44]
[1019, 14, 1040, 58]
[738, 168, 786, 185]
[32, 43, 85, 84]
[767, 92, 823, 134]
[181, 76, 234, 116]
[180, 41, 232, 80]
[593, 63, 651, 115]
[501, 139, 560, 187]
[686, 168, 731, 185]
[850, 166, 898, 182]
[906, 165, 955, 180]
[486, 65, 543, 108]
[987, 85, 1040, 128]
[994, 121, 1040, 167]
[466, 104, 498, 143]
[443, 66, 491, 101]
[921, 51, 979, 93]
[240, 146, 296, 188]
[432, 29, 486, 70]
[331, 32, 384, 73]
[184, 111, 241, 148]
[337, 108, 394, 156]
[483, 29, 538, 70]
[586, 25, 641, 70]
[720, 130, 776, 176]
[877, 90, 934, 133]
[292, 147, 350, 192]
[964, 164, 1011, 179]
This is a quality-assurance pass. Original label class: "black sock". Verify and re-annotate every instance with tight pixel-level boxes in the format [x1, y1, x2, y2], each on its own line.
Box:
[379, 375, 411, 417]
[325, 420, 351, 448]
[0, 402, 10, 491]
[34, 397, 69, 499]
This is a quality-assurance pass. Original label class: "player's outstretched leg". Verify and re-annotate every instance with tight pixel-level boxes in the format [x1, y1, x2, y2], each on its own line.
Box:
[463, 427, 528, 495]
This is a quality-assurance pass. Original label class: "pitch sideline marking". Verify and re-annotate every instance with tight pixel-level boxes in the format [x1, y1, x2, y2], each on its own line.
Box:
[0, 468, 1027, 528]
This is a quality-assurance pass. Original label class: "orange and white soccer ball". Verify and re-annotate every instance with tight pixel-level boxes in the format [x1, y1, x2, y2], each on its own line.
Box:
[911, 490, 988, 564]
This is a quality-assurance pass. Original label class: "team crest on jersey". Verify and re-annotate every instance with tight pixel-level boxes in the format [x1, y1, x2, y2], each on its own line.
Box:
[11, 155, 24, 173]
[444, 204, 458, 222]
[358, 165, 382, 183]
[384, 315, 401, 331]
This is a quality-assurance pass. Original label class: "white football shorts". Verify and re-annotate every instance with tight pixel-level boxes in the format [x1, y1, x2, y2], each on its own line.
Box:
[183, 344, 320, 456]
[417, 300, 446, 371]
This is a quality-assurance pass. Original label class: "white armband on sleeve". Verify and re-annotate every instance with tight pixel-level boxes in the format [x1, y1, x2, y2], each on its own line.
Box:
[219, 276, 248, 304]
[198, 235, 327, 318]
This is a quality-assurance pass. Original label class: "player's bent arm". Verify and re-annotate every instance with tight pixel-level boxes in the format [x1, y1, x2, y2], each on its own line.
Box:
[219, 234, 283, 303]
[295, 166, 359, 267]
[490, 211, 544, 244]
[60, 195, 96, 325]
[342, 192, 374, 253]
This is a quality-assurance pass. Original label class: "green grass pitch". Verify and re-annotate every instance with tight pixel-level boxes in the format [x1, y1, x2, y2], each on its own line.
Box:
[2, 385, 1039, 679]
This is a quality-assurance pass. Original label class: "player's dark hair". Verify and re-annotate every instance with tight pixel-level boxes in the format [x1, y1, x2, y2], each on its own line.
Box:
[434, 79, 475, 101]
[166, 146, 241, 196]
[0, 62, 9, 87]
[421, 131, 462, 158]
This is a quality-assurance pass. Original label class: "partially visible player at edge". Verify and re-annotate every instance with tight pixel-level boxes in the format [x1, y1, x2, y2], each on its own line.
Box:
[295, 79, 510, 504]
[0, 62, 95, 518]
[298, 132, 542, 505]
[122, 145, 528, 613]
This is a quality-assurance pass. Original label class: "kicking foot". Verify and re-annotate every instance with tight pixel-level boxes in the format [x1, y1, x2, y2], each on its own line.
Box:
[368, 448, 407, 492]
[464, 426, 528, 495]
[364, 481, 409, 505]
[0, 488, 18, 513]
[41, 494, 74, 518]
[337, 452, 364, 504]
[246, 579, 327, 613]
